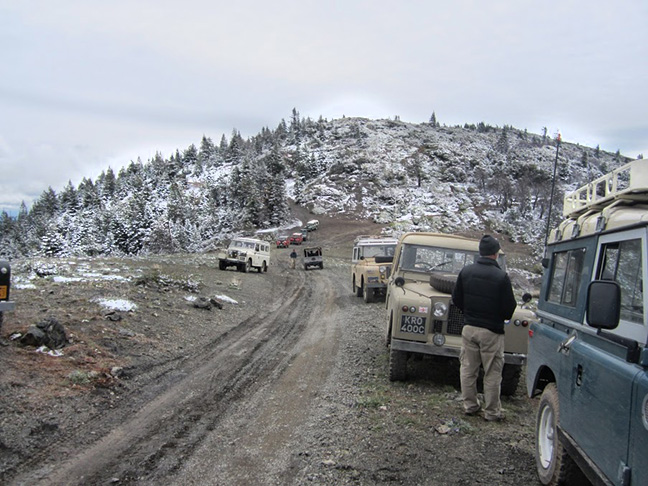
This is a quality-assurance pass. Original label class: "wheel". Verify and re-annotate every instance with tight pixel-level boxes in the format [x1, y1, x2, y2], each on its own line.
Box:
[429, 273, 457, 294]
[353, 277, 362, 297]
[319, 263, 323, 269]
[363, 286, 374, 303]
[262, 261, 268, 273]
[244, 259, 251, 273]
[389, 345, 408, 381]
[219, 260, 226, 271]
[535, 383, 582, 485]
[304, 264, 308, 270]
[500, 364, 521, 396]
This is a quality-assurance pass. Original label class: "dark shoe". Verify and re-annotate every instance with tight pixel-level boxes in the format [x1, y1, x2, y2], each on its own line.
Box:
[464, 408, 481, 417]
[484, 414, 505, 422]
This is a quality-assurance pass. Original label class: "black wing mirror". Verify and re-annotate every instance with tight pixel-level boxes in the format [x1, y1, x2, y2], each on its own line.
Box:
[586, 280, 621, 330]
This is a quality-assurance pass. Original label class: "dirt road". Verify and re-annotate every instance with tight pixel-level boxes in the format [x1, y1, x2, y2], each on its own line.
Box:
[1, 214, 541, 485]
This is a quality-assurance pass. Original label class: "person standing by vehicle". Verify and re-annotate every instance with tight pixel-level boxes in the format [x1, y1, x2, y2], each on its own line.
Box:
[451, 235, 517, 421]
[289, 249, 298, 269]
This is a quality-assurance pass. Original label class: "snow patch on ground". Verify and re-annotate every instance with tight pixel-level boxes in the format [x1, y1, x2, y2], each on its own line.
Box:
[93, 298, 137, 312]
[214, 294, 238, 304]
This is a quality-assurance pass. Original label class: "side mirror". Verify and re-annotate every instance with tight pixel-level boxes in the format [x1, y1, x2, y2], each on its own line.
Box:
[541, 258, 549, 269]
[586, 280, 621, 330]
[395, 277, 405, 287]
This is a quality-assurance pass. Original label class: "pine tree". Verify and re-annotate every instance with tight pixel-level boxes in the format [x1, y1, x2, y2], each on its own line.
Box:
[495, 126, 510, 154]
[60, 181, 79, 214]
[199, 135, 216, 167]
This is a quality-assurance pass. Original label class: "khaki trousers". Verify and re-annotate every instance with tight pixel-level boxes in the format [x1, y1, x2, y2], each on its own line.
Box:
[459, 325, 505, 419]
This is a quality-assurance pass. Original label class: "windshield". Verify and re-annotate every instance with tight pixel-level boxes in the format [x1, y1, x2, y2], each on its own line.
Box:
[360, 244, 396, 259]
[398, 244, 484, 274]
[229, 240, 255, 250]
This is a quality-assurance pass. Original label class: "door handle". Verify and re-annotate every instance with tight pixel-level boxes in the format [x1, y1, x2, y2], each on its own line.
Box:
[558, 333, 577, 355]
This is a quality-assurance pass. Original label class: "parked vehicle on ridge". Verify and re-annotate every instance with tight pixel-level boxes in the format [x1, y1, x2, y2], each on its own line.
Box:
[526, 159, 648, 486]
[351, 235, 398, 303]
[385, 232, 534, 395]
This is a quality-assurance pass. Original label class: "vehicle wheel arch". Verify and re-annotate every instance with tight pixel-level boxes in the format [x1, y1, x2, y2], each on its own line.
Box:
[530, 365, 557, 398]
[385, 311, 393, 346]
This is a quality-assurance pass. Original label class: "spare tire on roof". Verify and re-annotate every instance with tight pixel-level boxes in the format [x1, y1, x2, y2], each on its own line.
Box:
[374, 255, 394, 264]
[429, 273, 458, 294]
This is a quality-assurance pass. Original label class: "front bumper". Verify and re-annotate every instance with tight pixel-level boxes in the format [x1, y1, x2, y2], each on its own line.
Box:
[391, 338, 526, 365]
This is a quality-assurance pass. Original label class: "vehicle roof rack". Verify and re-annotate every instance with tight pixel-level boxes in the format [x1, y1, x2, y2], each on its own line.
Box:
[563, 159, 648, 218]
[354, 235, 398, 244]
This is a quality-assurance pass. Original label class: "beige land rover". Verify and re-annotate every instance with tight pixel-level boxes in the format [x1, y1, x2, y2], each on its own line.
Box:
[351, 236, 399, 303]
[385, 232, 533, 395]
[218, 237, 270, 273]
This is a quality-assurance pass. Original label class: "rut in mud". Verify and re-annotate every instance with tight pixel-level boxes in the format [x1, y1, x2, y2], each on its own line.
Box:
[9, 263, 347, 485]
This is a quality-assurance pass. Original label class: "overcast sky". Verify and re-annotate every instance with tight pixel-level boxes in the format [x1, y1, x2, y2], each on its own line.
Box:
[1, 0, 646, 212]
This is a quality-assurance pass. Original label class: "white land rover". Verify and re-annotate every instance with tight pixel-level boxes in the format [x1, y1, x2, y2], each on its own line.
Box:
[218, 237, 270, 273]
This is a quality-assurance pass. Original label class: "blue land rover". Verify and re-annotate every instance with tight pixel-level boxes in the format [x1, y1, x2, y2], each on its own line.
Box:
[526, 160, 648, 486]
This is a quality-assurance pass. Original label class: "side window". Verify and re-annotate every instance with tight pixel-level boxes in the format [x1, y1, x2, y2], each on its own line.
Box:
[597, 239, 644, 324]
[547, 248, 586, 307]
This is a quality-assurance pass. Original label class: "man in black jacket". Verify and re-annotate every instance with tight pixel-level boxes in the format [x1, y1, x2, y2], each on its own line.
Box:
[451, 235, 517, 421]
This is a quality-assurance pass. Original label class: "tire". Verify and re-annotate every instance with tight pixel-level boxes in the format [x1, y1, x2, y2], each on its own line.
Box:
[304, 264, 308, 270]
[389, 345, 408, 381]
[535, 383, 582, 485]
[244, 259, 251, 273]
[262, 261, 267, 273]
[363, 286, 374, 303]
[319, 263, 323, 269]
[429, 273, 457, 294]
[501, 364, 521, 396]
[353, 277, 362, 297]
[219, 260, 226, 271]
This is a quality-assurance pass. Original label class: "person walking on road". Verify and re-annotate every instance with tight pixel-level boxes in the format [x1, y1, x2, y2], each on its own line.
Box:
[289, 249, 298, 269]
[451, 235, 517, 422]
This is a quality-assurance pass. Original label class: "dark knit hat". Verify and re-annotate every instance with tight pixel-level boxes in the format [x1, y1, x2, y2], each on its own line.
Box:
[479, 235, 501, 256]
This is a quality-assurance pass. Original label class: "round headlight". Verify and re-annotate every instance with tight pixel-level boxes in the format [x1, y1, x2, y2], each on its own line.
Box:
[433, 302, 447, 317]
[433, 333, 446, 346]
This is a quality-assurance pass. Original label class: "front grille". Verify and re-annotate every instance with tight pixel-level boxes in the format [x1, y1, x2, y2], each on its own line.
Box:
[447, 305, 465, 336]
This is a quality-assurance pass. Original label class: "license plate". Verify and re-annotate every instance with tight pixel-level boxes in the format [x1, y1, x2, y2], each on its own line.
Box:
[0, 286, 7, 299]
[400, 315, 426, 334]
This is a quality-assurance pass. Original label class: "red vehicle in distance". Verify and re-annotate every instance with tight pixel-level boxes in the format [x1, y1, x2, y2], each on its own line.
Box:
[276, 234, 291, 248]
[290, 232, 304, 245]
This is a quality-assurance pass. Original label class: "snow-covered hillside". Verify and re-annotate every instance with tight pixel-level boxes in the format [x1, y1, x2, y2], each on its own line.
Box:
[0, 115, 631, 259]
